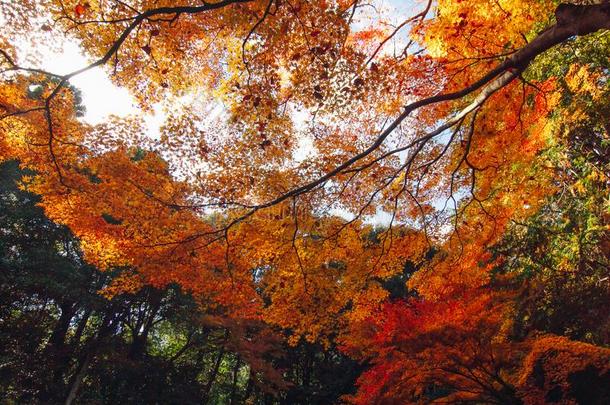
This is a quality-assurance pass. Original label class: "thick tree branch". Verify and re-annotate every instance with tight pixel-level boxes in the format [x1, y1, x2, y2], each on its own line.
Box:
[166, 2, 610, 248]
[251, 2, 610, 210]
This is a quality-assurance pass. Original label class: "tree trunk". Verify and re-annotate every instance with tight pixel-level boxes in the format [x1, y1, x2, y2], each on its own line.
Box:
[202, 347, 225, 403]
[63, 306, 123, 404]
[202, 330, 229, 403]
[70, 309, 92, 346]
[39, 302, 77, 403]
[129, 289, 164, 359]
[64, 351, 93, 405]
[229, 357, 242, 405]
[48, 302, 76, 350]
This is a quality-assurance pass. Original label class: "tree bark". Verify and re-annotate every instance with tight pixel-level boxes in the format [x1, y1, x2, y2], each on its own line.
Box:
[39, 302, 77, 403]
[64, 351, 93, 405]
[229, 357, 242, 405]
[70, 309, 92, 346]
[63, 306, 123, 404]
[202, 347, 225, 403]
[202, 330, 229, 403]
[129, 291, 163, 359]
[47, 302, 76, 351]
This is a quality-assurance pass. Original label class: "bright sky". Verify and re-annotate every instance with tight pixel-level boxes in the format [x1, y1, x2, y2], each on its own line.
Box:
[36, 42, 135, 124]
[36, 42, 170, 140]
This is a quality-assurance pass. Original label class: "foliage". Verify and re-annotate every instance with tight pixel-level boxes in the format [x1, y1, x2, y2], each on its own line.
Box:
[1, 0, 609, 403]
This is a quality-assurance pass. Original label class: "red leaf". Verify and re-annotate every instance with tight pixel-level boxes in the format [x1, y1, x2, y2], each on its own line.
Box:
[74, 3, 87, 17]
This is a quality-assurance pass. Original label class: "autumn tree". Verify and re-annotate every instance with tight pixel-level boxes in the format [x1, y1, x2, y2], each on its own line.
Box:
[1, 0, 609, 403]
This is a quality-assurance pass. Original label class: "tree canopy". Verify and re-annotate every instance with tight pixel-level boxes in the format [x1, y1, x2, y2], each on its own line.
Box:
[1, 0, 609, 403]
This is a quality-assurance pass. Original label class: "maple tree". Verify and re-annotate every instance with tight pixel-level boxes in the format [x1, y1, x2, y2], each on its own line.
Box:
[1, 0, 609, 403]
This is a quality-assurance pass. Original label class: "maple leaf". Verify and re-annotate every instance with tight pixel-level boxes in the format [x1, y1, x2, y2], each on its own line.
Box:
[74, 3, 88, 18]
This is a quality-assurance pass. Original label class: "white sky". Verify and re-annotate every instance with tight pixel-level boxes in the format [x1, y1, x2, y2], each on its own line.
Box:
[36, 42, 136, 124]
